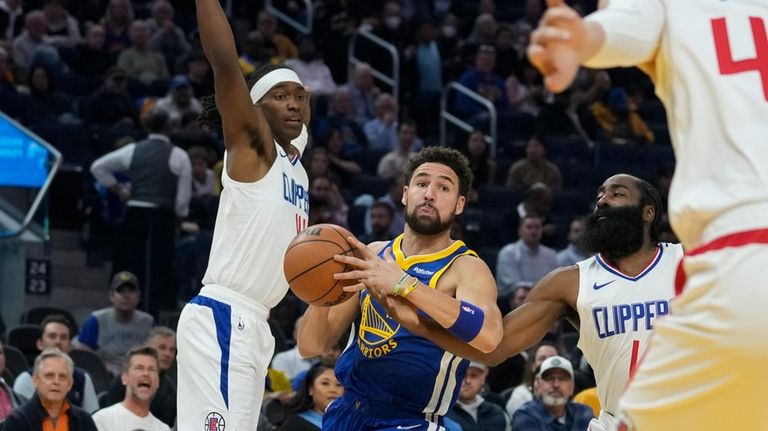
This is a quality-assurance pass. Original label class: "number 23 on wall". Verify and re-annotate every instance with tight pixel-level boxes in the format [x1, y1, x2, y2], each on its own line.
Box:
[712, 16, 768, 101]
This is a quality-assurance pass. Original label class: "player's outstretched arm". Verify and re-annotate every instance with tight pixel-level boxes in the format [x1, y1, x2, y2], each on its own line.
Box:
[296, 292, 359, 359]
[394, 266, 577, 366]
[195, 0, 274, 178]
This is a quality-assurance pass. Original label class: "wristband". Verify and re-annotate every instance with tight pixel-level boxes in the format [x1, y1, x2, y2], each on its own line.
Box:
[399, 276, 418, 297]
[447, 300, 485, 343]
[392, 273, 410, 296]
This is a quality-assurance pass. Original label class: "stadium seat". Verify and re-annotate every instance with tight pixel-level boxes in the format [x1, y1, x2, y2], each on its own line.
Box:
[20, 306, 79, 334]
[351, 174, 390, 200]
[3, 344, 30, 381]
[69, 349, 112, 393]
[6, 324, 42, 365]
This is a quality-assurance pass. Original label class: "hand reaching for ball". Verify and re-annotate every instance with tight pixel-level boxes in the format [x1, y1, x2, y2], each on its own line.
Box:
[333, 235, 408, 301]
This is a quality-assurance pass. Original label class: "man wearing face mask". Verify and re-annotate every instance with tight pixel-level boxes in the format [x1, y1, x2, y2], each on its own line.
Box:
[390, 174, 682, 431]
[285, 36, 338, 97]
[511, 356, 593, 430]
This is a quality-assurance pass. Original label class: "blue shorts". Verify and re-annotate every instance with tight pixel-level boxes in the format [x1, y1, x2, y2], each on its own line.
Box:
[322, 393, 446, 431]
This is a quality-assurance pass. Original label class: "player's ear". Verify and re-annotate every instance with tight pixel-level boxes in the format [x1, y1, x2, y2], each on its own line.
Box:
[643, 204, 655, 224]
[455, 195, 466, 215]
[401, 186, 408, 206]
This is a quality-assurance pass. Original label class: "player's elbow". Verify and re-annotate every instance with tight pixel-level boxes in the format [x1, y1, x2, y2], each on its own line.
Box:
[296, 340, 321, 359]
[471, 330, 502, 354]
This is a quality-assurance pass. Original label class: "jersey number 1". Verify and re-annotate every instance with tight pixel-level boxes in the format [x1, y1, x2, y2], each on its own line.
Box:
[711, 17, 768, 101]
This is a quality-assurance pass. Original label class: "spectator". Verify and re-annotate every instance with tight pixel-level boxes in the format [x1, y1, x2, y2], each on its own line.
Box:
[11, 10, 59, 72]
[80, 66, 138, 126]
[284, 37, 338, 97]
[557, 216, 590, 266]
[516, 183, 558, 245]
[16, 63, 75, 124]
[377, 120, 419, 180]
[358, 201, 395, 244]
[508, 282, 532, 313]
[92, 345, 170, 431]
[511, 356, 594, 431]
[308, 175, 347, 227]
[363, 92, 399, 151]
[74, 271, 155, 375]
[592, 87, 655, 145]
[0, 344, 25, 420]
[462, 130, 497, 201]
[496, 214, 558, 300]
[305, 146, 342, 186]
[320, 127, 361, 188]
[117, 19, 169, 85]
[42, 0, 81, 48]
[4, 348, 98, 431]
[255, 10, 298, 62]
[448, 362, 509, 431]
[60, 24, 115, 83]
[90, 109, 192, 317]
[366, 176, 406, 236]
[181, 50, 212, 100]
[345, 62, 380, 126]
[103, 326, 177, 427]
[273, 363, 344, 431]
[506, 341, 560, 419]
[271, 316, 317, 381]
[188, 146, 216, 200]
[313, 87, 368, 156]
[403, 19, 443, 141]
[455, 44, 508, 124]
[153, 75, 203, 130]
[237, 29, 276, 76]
[0, 47, 19, 116]
[101, 0, 134, 55]
[146, 0, 189, 75]
[0, 0, 24, 42]
[505, 136, 562, 192]
[13, 315, 100, 413]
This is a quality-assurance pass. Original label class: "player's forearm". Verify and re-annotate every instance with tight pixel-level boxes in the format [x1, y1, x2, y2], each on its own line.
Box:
[408, 320, 507, 366]
[195, 0, 239, 72]
[296, 306, 334, 358]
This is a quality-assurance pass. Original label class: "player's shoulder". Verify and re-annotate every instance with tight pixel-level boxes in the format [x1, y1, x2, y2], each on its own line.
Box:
[367, 240, 390, 255]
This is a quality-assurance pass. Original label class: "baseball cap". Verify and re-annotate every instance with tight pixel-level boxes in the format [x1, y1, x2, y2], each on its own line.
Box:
[170, 75, 190, 90]
[537, 355, 574, 379]
[469, 361, 488, 371]
[110, 271, 139, 290]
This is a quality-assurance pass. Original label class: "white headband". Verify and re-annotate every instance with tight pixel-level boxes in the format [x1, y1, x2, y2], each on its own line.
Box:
[249, 68, 303, 103]
[249, 68, 308, 156]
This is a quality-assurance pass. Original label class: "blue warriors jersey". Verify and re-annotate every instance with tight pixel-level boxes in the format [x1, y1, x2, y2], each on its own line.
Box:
[334, 235, 479, 422]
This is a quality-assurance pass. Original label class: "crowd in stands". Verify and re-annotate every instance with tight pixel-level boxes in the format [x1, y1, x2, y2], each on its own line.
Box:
[0, 0, 679, 429]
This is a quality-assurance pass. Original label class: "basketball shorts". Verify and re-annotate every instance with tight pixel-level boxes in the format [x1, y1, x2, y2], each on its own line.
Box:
[323, 393, 446, 431]
[616, 231, 768, 430]
[177, 285, 274, 431]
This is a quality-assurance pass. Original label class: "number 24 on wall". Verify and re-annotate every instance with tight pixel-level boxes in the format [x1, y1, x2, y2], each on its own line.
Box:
[712, 16, 768, 101]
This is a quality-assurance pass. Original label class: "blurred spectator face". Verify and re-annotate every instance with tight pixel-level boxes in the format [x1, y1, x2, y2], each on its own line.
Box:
[525, 0, 544, 23]
[526, 137, 545, 160]
[417, 21, 436, 43]
[440, 13, 459, 39]
[510, 285, 532, 310]
[333, 90, 351, 115]
[152, 0, 174, 24]
[397, 123, 417, 149]
[109, 0, 131, 20]
[26, 12, 47, 41]
[38, 321, 72, 353]
[30, 66, 50, 93]
[568, 218, 586, 245]
[309, 150, 330, 177]
[383, 1, 403, 30]
[188, 57, 210, 80]
[33, 357, 73, 404]
[518, 216, 543, 247]
[110, 284, 141, 314]
[107, 72, 128, 92]
[459, 365, 487, 402]
[129, 20, 149, 48]
[310, 177, 333, 201]
[310, 368, 343, 413]
[475, 47, 496, 74]
[191, 156, 208, 182]
[370, 204, 394, 235]
[257, 12, 277, 37]
[495, 27, 514, 50]
[479, 0, 496, 15]
[86, 25, 107, 49]
[354, 65, 375, 91]
[375, 94, 397, 119]
[298, 38, 317, 62]
[122, 353, 160, 402]
[476, 14, 497, 41]
[325, 129, 344, 155]
[540, 368, 574, 407]
[147, 334, 176, 372]
[44, 1, 67, 23]
[172, 84, 193, 106]
[467, 131, 486, 156]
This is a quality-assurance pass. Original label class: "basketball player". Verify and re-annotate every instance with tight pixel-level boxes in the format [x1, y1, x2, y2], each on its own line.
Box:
[297, 147, 503, 430]
[176, 1, 310, 429]
[527, 0, 768, 429]
[386, 174, 681, 431]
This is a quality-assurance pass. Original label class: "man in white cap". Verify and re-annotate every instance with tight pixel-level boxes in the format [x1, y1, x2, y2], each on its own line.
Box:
[176, 0, 311, 429]
[511, 356, 593, 430]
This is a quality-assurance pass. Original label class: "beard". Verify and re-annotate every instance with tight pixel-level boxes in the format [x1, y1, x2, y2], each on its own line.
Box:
[582, 204, 646, 259]
[405, 203, 453, 236]
[542, 393, 568, 407]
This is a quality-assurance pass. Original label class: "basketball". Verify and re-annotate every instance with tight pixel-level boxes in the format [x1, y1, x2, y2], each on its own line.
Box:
[284, 223, 362, 306]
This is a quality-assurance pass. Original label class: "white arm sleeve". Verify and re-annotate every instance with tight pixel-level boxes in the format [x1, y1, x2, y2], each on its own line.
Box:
[583, 0, 666, 69]
[89, 144, 136, 188]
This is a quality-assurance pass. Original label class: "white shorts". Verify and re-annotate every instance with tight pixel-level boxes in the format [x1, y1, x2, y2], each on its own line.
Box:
[177, 285, 274, 431]
[616, 231, 768, 430]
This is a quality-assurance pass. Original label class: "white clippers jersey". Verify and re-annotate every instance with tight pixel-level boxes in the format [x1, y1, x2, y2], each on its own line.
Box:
[202, 144, 309, 308]
[588, 0, 768, 248]
[575, 242, 684, 414]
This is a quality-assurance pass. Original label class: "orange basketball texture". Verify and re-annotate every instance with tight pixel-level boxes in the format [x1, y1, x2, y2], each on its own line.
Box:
[284, 223, 362, 306]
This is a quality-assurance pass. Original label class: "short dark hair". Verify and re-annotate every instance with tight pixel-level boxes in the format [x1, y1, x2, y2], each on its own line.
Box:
[40, 314, 72, 339]
[402, 146, 473, 196]
[122, 345, 159, 373]
[633, 177, 663, 242]
[143, 108, 170, 133]
[199, 63, 294, 132]
[370, 201, 395, 219]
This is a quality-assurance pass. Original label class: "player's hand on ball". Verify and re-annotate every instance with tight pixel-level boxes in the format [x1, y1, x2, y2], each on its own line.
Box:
[334, 238, 407, 297]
